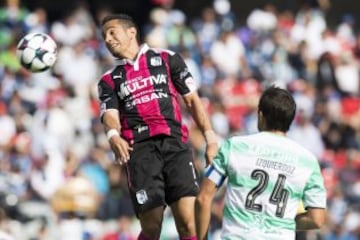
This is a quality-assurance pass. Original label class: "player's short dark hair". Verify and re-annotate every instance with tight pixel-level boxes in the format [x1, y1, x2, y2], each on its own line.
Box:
[101, 13, 140, 43]
[258, 86, 296, 132]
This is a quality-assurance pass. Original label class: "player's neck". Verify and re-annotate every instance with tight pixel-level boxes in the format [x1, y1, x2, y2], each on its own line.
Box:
[123, 43, 140, 60]
[265, 130, 286, 136]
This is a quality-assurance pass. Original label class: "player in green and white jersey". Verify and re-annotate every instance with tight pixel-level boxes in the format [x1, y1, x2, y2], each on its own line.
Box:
[195, 86, 327, 240]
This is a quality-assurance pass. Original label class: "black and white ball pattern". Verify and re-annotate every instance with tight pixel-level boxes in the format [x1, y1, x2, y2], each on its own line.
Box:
[16, 32, 57, 72]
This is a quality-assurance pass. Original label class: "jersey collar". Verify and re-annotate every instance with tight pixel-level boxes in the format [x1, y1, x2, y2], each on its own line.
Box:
[115, 44, 149, 70]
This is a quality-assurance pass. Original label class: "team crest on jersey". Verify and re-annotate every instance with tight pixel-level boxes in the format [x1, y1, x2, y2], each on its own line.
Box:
[150, 56, 162, 66]
[136, 189, 148, 204]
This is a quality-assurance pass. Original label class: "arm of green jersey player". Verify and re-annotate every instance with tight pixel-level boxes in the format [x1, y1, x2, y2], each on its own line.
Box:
[295, 207, 326, 230]
[195, 178, 218, 240]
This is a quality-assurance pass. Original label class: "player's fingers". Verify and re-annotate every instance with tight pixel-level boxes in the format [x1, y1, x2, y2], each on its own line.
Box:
[205, 155, 212, 167]
[115, 158, 123, 165]
[111, 144, 126, 165]
[118, 144, 131, 163]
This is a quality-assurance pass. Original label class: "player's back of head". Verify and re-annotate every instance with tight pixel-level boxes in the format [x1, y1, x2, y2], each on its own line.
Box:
[258, 86, 296, 132]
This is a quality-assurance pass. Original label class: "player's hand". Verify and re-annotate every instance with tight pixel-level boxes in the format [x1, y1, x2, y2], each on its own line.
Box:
[205, 142, 218, 167]
[108, 135, 133, 165]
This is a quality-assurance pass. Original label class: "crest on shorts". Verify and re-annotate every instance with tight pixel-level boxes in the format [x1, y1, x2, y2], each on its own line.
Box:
[136, 189, 148, 205]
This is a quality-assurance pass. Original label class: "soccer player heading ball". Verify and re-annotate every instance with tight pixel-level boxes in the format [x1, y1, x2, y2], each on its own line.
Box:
[97, 14, 219, 240]
[196, 86, 327, 240]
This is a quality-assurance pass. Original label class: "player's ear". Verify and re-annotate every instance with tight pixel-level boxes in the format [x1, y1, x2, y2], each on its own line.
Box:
[128, 27, 137, 40]
[257, 110, 265, 131]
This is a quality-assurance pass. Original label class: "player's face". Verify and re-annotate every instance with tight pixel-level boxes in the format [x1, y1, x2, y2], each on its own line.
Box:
[102, 20, 134, 57]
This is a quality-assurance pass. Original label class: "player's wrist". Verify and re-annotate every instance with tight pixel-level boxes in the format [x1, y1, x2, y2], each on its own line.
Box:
[106, 129, 120, 140]
[204, 130, 217, 144]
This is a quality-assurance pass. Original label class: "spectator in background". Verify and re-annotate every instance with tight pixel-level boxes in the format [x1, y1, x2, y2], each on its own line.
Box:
[288, 80, 325, 159]
[0, 208, 14, 240]
[0, 0, 29, 48]
[24, 8, 49, 33]
[166, 9, 197, 55]
[53, 38, 99, 99]
[144, 8, 168, 49]
[0, 101, 16, 155]
[192, 7, 221, 55]
[210, 26, 248, 78]
[30, 149, 65, 201]
[335, 51, 359, 96]
[50, 11, 91, 47]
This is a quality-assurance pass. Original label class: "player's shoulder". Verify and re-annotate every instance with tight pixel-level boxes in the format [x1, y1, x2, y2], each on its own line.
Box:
[228, 132, 263, 142]
[100, 66, 117, 79]
[98, 66, 119, 90]
[284, 136, 318, 161]
[148, 47, 177, 56]
[221, 134, 256, 149]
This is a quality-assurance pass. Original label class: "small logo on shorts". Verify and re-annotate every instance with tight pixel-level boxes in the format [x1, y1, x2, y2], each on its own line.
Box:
[136, 190, 148, 205]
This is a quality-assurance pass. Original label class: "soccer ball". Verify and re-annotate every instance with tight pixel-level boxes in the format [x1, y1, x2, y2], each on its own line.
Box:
[16, 32, 57, 72]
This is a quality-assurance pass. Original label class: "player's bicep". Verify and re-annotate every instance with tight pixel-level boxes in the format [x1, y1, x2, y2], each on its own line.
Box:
[199, 177, 218, 200]
[303, 164, 327, 209]
[98, 80, 119, 121]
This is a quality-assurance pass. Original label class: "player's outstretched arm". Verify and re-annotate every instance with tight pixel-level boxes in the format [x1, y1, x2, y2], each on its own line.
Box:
[295, 208, 326, 230]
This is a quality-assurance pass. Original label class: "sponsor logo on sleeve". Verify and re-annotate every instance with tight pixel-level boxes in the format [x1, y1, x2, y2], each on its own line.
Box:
[185, 77, 197, 92]
[113, 72, 123, 79]
[180, 68, 189, 79]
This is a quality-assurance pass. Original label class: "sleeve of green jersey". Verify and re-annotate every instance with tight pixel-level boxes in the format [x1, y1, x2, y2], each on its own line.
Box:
[212, 139, 231, 175]
[303, 161, 327, 209]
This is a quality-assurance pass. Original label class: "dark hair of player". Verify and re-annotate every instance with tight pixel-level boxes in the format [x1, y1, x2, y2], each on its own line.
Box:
[258, 86, 296, 132]
[101, 13, 141, 43]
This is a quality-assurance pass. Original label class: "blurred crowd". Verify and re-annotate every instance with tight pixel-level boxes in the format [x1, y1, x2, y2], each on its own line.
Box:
[0, 0, 360, 239]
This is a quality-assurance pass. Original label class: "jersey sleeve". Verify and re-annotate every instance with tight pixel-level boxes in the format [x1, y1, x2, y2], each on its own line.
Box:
[97, 78, 119, 121]
[302, 161, 327, 209]
[205, 139, 231, 187]
[168, 52, 197, 95]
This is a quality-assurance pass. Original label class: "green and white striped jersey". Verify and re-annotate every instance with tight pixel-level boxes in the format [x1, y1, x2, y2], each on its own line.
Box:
[206, 132, 326, 240]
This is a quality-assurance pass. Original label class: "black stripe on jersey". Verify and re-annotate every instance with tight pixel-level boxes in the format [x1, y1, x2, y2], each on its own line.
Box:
[145, 51, 179, 136]
[111, 65, 148, 142]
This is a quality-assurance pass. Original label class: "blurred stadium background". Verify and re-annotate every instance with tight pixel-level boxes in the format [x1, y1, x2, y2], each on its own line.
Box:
[0, 0, 360, 239]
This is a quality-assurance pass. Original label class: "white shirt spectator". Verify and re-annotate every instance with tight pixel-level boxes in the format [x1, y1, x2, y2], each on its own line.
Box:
[247, 8, 277, 32]
[291, 11, 326, 60]
[0, 105, 16, 146]
[30, 148, 65, 200]
[54, 43, 99, 98]
[335, 53, 359, 95]
[51, 15, 90, 46]
[0, 231, 14, 240]
[210, 31, 246, 76]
